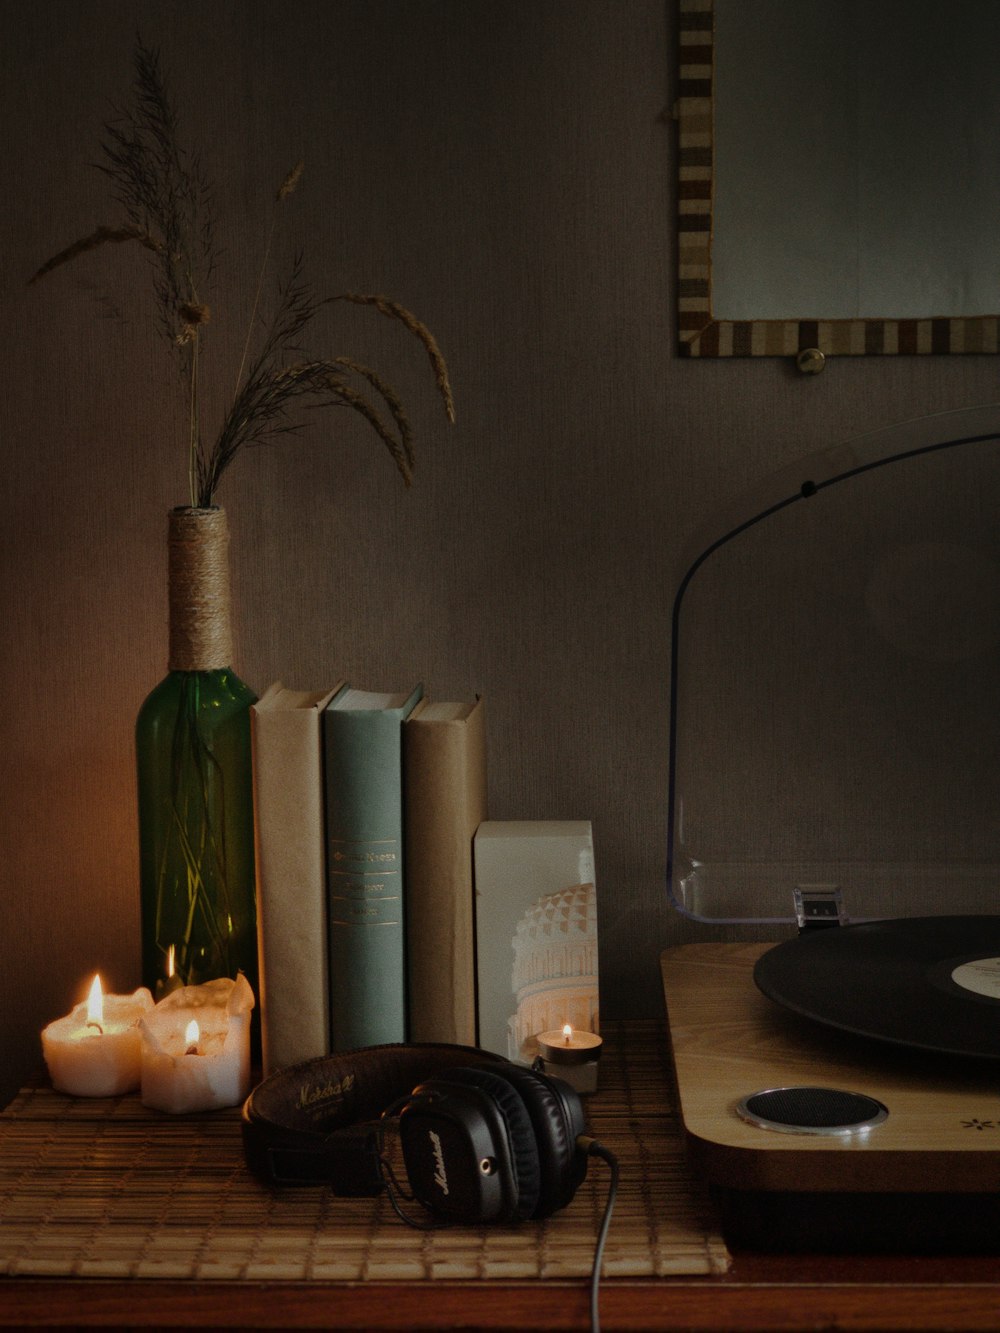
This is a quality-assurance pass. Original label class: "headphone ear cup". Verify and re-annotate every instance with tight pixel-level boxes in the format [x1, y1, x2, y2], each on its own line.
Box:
[423, 1065, 542, 1220]
[483, 1064, 588, 1218]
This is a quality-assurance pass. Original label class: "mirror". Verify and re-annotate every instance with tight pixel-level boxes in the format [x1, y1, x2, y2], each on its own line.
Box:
[677, 0, 1000, 358]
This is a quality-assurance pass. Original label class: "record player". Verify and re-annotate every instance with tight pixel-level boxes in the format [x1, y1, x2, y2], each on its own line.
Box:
[660, 405, 1000, 1252]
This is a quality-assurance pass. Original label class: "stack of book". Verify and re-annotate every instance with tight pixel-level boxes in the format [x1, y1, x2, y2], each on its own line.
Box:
[252, 682, 600, 1078]
[250, 683, 487, 1075]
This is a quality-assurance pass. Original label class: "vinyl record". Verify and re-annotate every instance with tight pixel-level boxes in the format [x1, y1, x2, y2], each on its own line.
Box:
[753, 915, 1000, 1060]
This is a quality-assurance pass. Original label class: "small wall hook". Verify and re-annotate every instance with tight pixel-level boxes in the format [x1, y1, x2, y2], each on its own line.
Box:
[796, 347, 826, 375]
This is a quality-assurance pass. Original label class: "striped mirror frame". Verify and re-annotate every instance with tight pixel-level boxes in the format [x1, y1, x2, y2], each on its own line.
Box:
[676, 0, 1000, 359]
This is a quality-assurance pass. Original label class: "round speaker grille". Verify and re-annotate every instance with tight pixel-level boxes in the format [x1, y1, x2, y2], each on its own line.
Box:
[736, 1086, 888, 1136]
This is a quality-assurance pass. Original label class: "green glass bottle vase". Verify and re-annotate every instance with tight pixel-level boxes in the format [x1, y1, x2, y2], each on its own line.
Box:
[136, 506, 259, 1003]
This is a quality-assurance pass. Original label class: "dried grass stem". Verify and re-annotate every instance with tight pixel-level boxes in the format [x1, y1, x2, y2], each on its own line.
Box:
[28, 225, 163, 285]
[332, 293, 456, 424]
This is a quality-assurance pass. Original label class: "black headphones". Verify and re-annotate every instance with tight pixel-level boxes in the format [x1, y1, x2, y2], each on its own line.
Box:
[242, 1042, 590, 1224]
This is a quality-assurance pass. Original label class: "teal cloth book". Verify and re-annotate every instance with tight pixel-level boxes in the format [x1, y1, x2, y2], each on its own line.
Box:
[323, 684, 423, 1048]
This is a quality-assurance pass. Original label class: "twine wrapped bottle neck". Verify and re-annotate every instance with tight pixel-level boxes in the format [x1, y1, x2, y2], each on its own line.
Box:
[167, 507, 234, 671]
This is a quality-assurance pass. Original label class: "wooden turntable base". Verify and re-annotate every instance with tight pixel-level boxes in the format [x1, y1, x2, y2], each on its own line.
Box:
[660, 942, 1000, 1251]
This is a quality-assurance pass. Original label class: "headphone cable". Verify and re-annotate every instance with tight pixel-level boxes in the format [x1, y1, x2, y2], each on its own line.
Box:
[577, 1135, 619, 1333]
[376, 1104, 441, 1231]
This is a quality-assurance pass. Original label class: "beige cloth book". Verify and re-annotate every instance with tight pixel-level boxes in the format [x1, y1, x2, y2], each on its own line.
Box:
[251, 680, 344, 1076]
[404, 696, 487, 1045]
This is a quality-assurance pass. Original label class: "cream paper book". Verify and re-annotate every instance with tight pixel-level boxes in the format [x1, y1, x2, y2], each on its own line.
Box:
[473, 820, 599, 1061]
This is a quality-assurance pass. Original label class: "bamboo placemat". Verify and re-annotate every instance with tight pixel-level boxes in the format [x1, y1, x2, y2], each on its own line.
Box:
[0, 1020, 729, 1281]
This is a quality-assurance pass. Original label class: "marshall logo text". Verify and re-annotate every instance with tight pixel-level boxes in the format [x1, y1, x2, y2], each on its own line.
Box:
[296, 1072, 356, 1115]
[429, 1129, 449, 1195]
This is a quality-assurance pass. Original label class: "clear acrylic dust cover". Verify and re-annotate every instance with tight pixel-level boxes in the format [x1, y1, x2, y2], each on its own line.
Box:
[667, 405, 1000, 927]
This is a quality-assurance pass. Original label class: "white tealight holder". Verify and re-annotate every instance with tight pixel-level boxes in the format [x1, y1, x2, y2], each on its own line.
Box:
[140, 973, 255, 1114]
[534, 1025, 603, 1095]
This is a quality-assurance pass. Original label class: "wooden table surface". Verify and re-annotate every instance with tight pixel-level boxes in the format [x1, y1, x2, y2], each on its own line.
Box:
[4, 1004, 1000, 1331]
[3, 1251, 1000, 1330]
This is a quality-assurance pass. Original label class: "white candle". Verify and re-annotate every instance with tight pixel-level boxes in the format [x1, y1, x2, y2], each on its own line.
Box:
[535, 1024, 603, 1094]
[41, 975, 154, 1097]
[140, 973, 255, 1113]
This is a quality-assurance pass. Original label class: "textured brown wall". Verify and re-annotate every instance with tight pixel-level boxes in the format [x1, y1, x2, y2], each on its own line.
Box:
[1, 0, 997, 1104]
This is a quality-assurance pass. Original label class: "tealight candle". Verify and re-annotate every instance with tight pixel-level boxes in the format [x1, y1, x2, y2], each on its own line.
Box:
[140, 973, 255, 1113]
[535, 1024, 603, 1094]
[41, 974, 155, 1097]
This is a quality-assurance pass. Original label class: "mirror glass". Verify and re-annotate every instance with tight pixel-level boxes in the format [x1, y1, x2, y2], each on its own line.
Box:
[677, 0, 1000, 357]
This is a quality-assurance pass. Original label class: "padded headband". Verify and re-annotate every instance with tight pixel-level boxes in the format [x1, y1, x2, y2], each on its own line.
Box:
[242, 1042, 509, 1194]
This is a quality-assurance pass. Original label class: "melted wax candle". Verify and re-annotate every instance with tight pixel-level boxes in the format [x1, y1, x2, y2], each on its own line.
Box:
[41, 975, 155, 1097]
[140, 973, 255, 1113]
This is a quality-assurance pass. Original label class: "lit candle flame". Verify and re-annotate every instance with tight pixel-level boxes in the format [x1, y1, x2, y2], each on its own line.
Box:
[562, 1023, 573, 1044]
[166, 944, 175, 979]
[86, 974, 104, 1033]
[184, 1019, 200, 1055]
